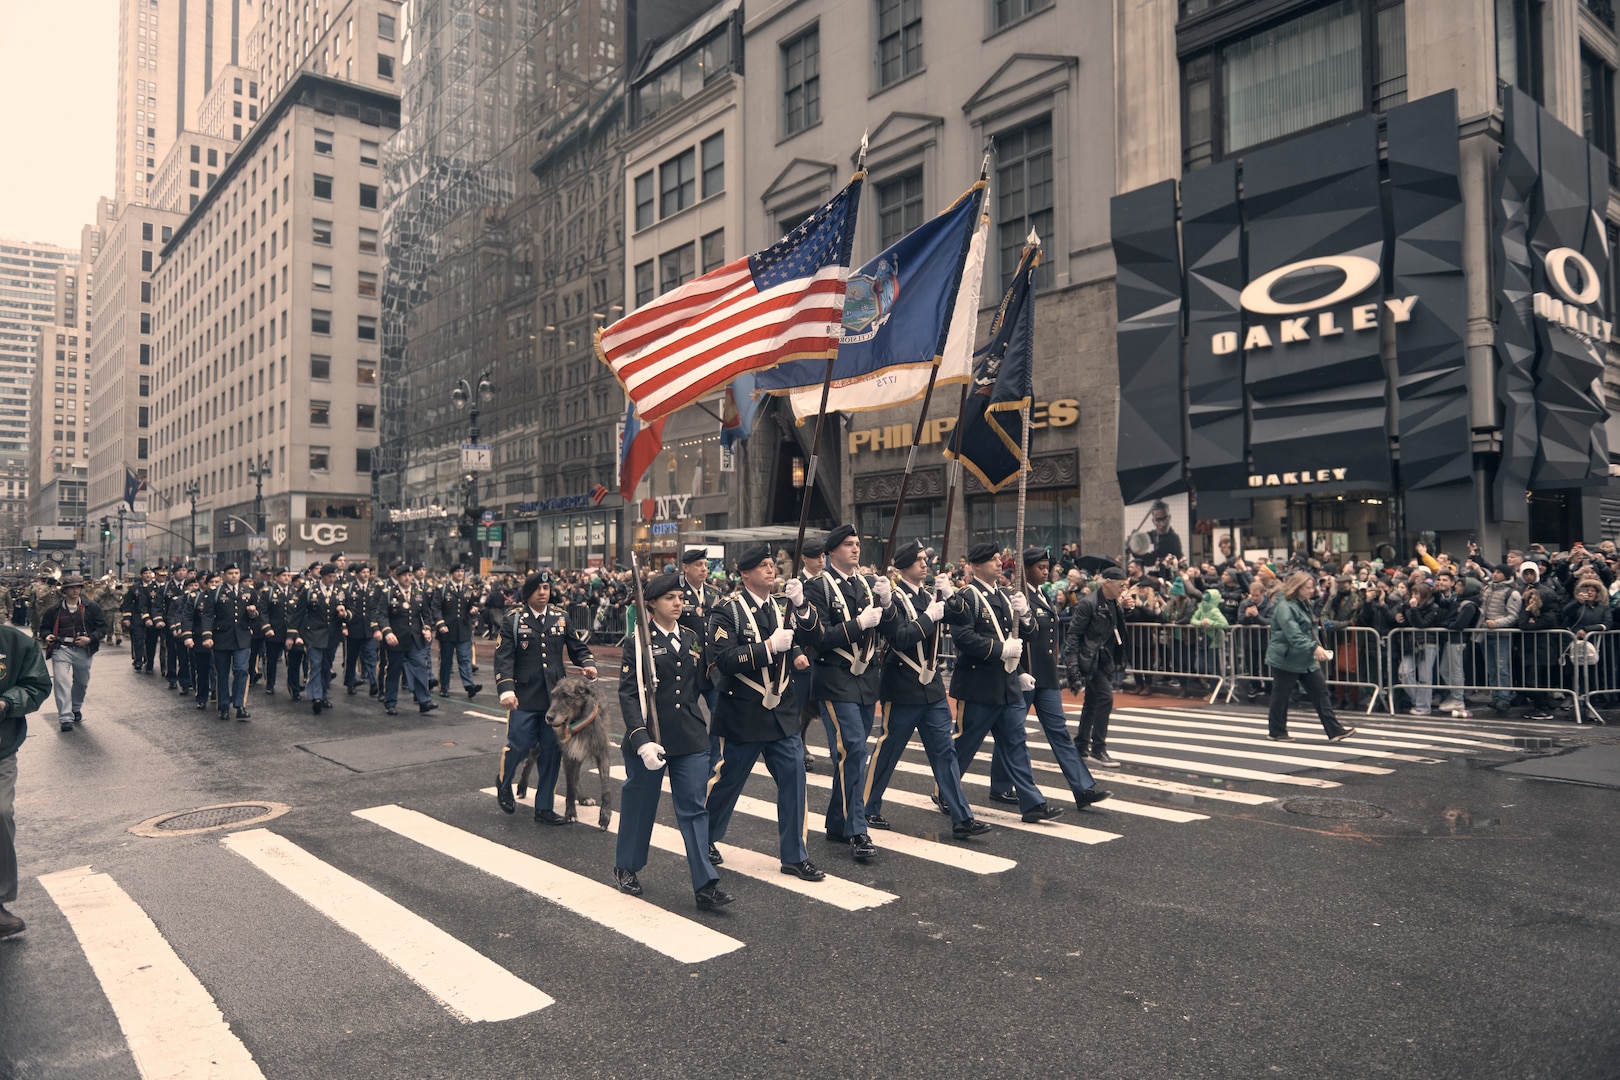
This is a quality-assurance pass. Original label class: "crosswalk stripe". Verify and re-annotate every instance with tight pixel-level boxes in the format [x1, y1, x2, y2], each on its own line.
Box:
[867, 784, 1122, 844]
[1097, 750, 1342, 787]
[1106, 709, 1489, 755]
[1096, 735, 1394, 774]
[37, 865, 268, 1080]
[1020, 756, 1277, 804]
[352, 805, 744, 964]
[1076, 716, 1442, 762]
[221, 829, 553, 1022]
[1132, 706, 1519, 746]
[883, 758, 1208, 823]
[485, 782, 899, 912]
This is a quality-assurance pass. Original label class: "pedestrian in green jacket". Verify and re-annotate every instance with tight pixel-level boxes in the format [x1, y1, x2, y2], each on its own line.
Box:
[1, 621, 55, 938]
[1263, 572, 1355, 744]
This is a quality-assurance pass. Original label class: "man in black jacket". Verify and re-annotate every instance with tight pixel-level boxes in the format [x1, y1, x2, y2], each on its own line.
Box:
[295, 563, 349, 713]
[432, 564, 482, 699]
[375, 564, 438, 716]
[199, 564, 265, 721]
[0, 622, 53, 938]
[343, 564, 383, 696]
[261, 568, 304, 700]
[1065, 566, 1132, 766]
[38, 576, 107, 732]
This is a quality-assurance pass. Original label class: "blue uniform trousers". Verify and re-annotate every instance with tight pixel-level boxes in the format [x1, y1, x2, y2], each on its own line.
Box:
[819, 699, 872, 837]
[703, 687, 720, 771]
[438, 638, 474, 692]
[864, 699, 973, 825]
[305, 644, 331, 703]
[345, 636, 378, 689]
[705, 734, 808, 865]
[615, 746, 718, 893]
[384, 642, 432, 707]
[499, 708, 560, 812]
[192, 646, 213, 704]
[990, 688, 1097, 801]
[211, 646, 250, 711]
[954, 700, 1043, 814]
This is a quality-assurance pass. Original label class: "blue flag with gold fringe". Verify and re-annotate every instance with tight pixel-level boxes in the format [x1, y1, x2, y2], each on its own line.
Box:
[946, 237, 1041, 493]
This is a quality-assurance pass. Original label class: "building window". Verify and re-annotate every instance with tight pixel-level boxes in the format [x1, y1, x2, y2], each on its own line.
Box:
[783, 27, 821, 136]
[358, 271, 378, 297]
[357, 404, 376, 429]
[1496, 0, 1542, 102]
[701, 229, 726, 273]
[310, 446, 330, 471]
[1181, 0, 1407, 171]
[1582, 47, 1615, 160]
[311, 355, 331, 380]
[993, 0, 1052, 31]
[357, 360, 376, 385]
[634, 260, 655, 307]
[660, 150, 695, 217]
[995, 117, 1054, 291]
[358, 227, 378, 253]
[190, 168, 200, 187]
[356, 447, 374, 472]
[311, 309, 331, 334]
[660, 244, 695, 294]
[314, 129, 333, 155]
[359, 183, 378, 208]
[701, 133, 725, 198]
[360, 139, 379, 166]
[378, 55, 394, 80]
[357, 315, 378, 341]
[137, 437, 149, 460]
[634, 171, 654, 229]
[876, 0, 922, 87]
[190, 145, 200, 162]
[310, 400, 331, 426]
[312, 263, 332, 290]
[314, 174, 333, 199]
[877, 170, 924, 249]
[313, 218, 333, 244]
[141, 250, 152, 271]
[378, 11, 396, 39]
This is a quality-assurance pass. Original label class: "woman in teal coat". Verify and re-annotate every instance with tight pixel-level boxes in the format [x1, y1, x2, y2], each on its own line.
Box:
[1264, 572, 1355, 743]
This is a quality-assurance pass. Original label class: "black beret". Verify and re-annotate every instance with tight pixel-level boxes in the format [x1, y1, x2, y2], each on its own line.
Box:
[800, 538, 825, 559]
[449, 563, 464, 574]
[825, 524, 857, 550]
[966, 542, 999, 565]
[892, 541, 924, 569]
[681, 548, 709, 565]
[644, 572, 682, 600]
[1098, 566, 1128, 581]
[520, 570, 552, 602]
[320, 563, 341, 576]
[737, 544, 772, 571]
[412, 563, 426, 573]
[1023, 547, 1050, 567]
[221, 563, 240, 572]
[392, 563, 413, 577]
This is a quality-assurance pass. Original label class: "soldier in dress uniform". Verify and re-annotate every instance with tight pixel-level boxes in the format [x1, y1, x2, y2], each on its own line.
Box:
[432, 564, 483, 700]
[134, 566, 161, 673]
[947, 543, 1064, 823]
[676, 548, 721, 765]
[152, 568, 180, 688]
[793, 539, 826, 768]
[987, 548, 1111, 811]
[260, 568, 304, 700]
[803, 524, 886, 862]
[343, 564, 384, 697]
[703, 544, 826, 882]
[295, 563, 350, 714]
[199, 563, 267, 721]
[493, 571, 599, 823]
[180, 572, 215, 709]
[613, 572, 732, 909]
[375, 564, 438, 715]
[861, 542, 991, 839]
[162, 567, 192, 692]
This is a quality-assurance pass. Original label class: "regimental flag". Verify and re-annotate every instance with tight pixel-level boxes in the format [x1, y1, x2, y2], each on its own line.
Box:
[719, 371, 760, 450]
[589, 483, 610, 506]
[597, 174, 864, 423]
[618, 400, 666, 501]
[124, 466, 146, 509]
[946, 235, 1041, 493]
[756, 181, 986, 411]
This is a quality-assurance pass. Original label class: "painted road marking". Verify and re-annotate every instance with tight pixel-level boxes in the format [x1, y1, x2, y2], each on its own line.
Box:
[1090, 750, 1343, 787]
[37, 865, 267, 1080]
[222, 829, 553, 1022]
[353, 804, 743, 964]
[933, 761, 1208, 823]
[1070, 715, 1441, 762]
[867, 784, 1123, 845]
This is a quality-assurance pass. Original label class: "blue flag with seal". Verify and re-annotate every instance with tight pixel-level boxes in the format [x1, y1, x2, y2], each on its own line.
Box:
[946, 235, 1041, 493]
[755, 182, 986, 405]
[124, 465, 144, 509]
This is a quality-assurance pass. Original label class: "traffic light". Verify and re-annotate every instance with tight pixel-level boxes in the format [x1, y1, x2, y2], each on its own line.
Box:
[101, 516, 112, 539]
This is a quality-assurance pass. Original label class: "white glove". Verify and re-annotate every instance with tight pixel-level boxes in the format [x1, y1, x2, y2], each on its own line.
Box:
[1010, 590, 1030, 617]
[637, 742, 666, 771]
[924, 600, 946, 622]
[782, 577, 804, 608]
[499, 691, 518, 710]
[1018, 673, 1037, 692]
[872, 576, 893, 607]
[856, 605, 883, 630]
[766, 627, 796, 655]
[934, 580, 955, 601]
[1000, 639, 1023, 661]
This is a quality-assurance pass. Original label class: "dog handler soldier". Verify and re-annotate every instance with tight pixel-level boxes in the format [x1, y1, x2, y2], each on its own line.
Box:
[703, 544, 826, 883]
[613, 572, 732, 909]
[494, 571, 599, 824]
[0, 621, 53, 938]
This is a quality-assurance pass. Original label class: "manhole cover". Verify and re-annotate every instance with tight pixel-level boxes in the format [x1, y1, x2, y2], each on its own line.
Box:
[1280, 797, 1389, 820]
[130, 801, 291, 837]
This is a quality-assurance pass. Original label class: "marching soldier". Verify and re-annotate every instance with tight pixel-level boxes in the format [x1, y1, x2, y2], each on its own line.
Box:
[987, 549, 1111, 810]
[162, 567, 193, 692]
[134, 567, 161, 673]
[343, 564, 384, 697]
[613, 572, 731, 909]
[493, 571, 598, 823]
[181, 571, 216, 709]
[861, 542, 991, 839]
[374, 564, 438, 716]
[703, 544, 825, 882]
[947, 543, 1064, 823]
[199, 563, 267, 721]
[803, 524, 885, 862]
[676, 548, 722, 765]
[294, 563, 348, 714]
[261, 568, 304, 700]
[794, 538, 826, 768]
[432, 564, 483, 700]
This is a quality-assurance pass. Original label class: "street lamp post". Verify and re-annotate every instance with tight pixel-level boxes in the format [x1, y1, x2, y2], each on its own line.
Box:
[451, 371, 495, 569]
[246, 453, 270, 567]
[116, 505, 126, 580]
[184, 480, 200, 559]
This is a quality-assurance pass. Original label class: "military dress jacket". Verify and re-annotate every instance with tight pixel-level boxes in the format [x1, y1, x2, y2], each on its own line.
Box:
[677, 577, 721, 691]
[165, 584, 190, 633]
[432, 581, 479, 642]
[706, 590, 818, 743]
[262, 584, 298, 639]
[179, 589, 204, 644]
[345, 579, 384, 636]
[805, 568, 884, 706]
[494, 603, 595, 713]
[618, 622, 709, 758]
[946, 579, 1033, 706]
[879, 579, 947, 705]
[200, 583, 268, 651]
[1021, 583, 1064, 690]
[294, 584, 349, 651]
[375, 583, 433, 648]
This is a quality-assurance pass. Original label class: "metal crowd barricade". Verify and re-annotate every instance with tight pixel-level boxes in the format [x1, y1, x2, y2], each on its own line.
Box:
[1222, 624, 1384, 713]
[1383, 627, 1580, 717]
[1122, 622, 1229, 703]
[1571, 627, 1616, 724]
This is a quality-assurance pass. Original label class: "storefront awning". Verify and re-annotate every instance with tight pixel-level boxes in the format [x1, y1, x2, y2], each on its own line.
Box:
[683, 527, 808, 543]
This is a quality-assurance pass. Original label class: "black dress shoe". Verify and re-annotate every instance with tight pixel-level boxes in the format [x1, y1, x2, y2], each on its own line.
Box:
[197, 701, 209, 710]
[466, 683, 482, 699]
[1267, 733, 1295, 741]
[60, 720, 74, 732]
[613, 868, 643, 896]
[1091, 750, 1121, 767]
[265, 687, 276, 696]
[439, 691, 451, 699]
[707, 843, 723, 866]
[236, 709, 251, 721]
[73, 710, 81, 723]
[346, 684, 358, 695]
[428, 678, 439, 690]
[419, 700, 439, 714]
[952, 819, 993, 839]
[804, 754, 813, 770]
[496, 784, 515, 814]
[291, 691, 302, 702]
[312, 700, 323, 715]
[929, 791, 950, 815]
[1076, 788, 1112, 807]
[987, 790, 1021, 806]
[695, 883, 735, 909]
[1021, 803, 1065, 823]
[385, 707, 399, 716]
[848, 834, 877, 860]
[535, 809, 569, 826]
[779, 860, 825, 881]
[218, 711, 231, 721]
[865, 813, 892, 830]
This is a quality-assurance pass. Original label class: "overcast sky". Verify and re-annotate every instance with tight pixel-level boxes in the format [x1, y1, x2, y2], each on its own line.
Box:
[0, 1, 118, 249]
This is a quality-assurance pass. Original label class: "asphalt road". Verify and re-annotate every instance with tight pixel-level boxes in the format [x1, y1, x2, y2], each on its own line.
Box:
[2, 648, 1617, 1080]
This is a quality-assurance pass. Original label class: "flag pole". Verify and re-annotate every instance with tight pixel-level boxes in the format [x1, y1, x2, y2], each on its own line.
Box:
[882, 157, 991, 572]
[628, 551, 659, 744]
[1013, 232, 1040, 593]
[794, 129, 868, 576]
[936, 382, 972, 572]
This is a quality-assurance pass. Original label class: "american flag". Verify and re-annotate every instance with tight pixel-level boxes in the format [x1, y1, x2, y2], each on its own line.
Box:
[597, 176, 863, 422]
